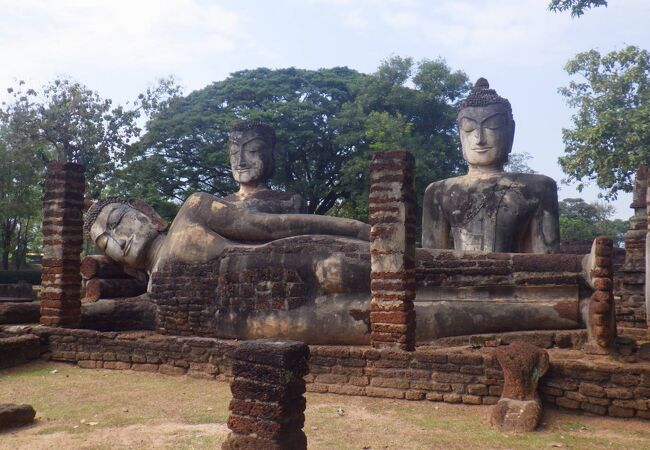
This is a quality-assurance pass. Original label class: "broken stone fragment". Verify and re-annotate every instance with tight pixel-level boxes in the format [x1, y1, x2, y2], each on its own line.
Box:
[490, 341, 549, 432]
[0, 403, 36, 430]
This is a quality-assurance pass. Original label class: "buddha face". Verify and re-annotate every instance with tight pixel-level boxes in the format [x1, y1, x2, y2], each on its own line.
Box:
[228, 129, 273, 185]
[458, 104, 515, 168]
[90, 203, 160, 269]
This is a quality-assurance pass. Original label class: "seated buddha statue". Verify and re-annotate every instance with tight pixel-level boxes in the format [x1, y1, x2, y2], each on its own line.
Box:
[421, 78, 560, 253]
[84, 121, 370, 277]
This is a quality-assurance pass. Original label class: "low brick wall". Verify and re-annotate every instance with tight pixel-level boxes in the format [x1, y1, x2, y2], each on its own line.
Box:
[6, 326, 650, 420]
[0, 334, 40, 369]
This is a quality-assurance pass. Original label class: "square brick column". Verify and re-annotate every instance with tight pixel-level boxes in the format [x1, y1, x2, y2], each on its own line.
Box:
[368, 151, 416, 351]
[223, 339, 309, 450]
[40, 162, 85, 327]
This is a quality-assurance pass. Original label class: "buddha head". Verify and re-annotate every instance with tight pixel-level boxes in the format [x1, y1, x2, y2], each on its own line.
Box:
[228, 121, 276, 186]
[457, 78, 515, 171]
[84, 198, 167, 269]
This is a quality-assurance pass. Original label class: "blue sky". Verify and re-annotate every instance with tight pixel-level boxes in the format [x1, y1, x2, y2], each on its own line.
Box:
[1, 0, 648, 218]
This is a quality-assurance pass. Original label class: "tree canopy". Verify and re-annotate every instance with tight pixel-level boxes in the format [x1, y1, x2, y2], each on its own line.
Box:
[559, 198, 627, 246]
[558, 46, 650, 199]
[119, 57, 470, 221]
[548, 0, 607, 17]
[1, 77, 181, 198]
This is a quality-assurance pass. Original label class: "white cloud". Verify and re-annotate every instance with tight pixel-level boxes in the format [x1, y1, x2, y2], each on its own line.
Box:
[0, 0, 250, 96]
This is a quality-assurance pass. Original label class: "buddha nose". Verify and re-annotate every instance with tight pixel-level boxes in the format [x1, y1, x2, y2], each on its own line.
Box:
[476, 126, 487, 145]
[235, 151, 246, 167]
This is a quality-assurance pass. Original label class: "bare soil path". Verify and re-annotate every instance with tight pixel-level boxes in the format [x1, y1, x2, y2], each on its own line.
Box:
[2, 361, 650, 449]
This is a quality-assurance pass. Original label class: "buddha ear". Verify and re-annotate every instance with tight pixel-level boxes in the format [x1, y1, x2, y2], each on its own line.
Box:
[507, 119, 516, 154]
[128, 198, 168, 232]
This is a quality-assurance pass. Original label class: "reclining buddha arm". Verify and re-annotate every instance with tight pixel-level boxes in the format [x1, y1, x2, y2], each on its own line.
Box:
[421, 182, 450, 249]
[187, 192, 370, 242]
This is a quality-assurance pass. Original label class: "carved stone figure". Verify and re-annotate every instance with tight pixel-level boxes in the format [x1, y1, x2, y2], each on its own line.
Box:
[84, 122, 370, 278]
[422, 78, 560, 253]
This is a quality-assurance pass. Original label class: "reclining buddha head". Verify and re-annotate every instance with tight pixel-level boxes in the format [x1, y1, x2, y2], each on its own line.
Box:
[84, 198, 167, 270]
[457, 78, 515, 172]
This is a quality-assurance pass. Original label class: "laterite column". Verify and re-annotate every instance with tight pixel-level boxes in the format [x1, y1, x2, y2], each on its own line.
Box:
[40, 162, 85, 327]
[368, 151, 417, 351]
[223, 339, 309, 450]
[590, 236, 616, 349]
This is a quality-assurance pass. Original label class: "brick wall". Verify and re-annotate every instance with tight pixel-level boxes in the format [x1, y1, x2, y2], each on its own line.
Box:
[4, 326, 649, 421]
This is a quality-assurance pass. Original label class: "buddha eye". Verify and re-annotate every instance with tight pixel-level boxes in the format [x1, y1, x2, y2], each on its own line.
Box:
[106, 207, 127, 230]
[483, 114, 506, 130]
[459, 118, 477, 133]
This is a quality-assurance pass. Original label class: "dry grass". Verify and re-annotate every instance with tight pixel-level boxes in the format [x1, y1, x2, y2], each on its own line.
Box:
[1, 361, 650, 449]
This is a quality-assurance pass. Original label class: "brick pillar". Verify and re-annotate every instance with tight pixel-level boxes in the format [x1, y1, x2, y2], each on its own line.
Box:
[617, 164, 647, 328]
[223, 339, 309, 450]
[590, 236, 617, 350]
[368, 151, 416, 351]
[40, 162, 85, 327]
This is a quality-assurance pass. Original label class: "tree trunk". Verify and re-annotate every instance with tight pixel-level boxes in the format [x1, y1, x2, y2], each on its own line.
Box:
[1, 219, 16, 270]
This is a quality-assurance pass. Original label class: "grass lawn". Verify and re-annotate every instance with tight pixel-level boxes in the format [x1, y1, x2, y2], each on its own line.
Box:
[1, 361, 650, 449]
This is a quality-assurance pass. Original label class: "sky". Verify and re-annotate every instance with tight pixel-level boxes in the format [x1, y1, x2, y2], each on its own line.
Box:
[0, 0, 648, 218]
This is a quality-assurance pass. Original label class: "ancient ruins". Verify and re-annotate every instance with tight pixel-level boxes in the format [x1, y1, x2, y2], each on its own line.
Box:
[2, 78, 650, 443]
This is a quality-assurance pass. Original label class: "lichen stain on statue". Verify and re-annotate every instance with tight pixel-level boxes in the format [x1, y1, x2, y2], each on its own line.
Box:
[422, 78, 560, 254]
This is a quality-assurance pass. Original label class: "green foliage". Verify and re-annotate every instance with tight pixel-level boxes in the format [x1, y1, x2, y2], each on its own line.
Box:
[0, 129, 47, 269]
[124, 57, 470, 221]
[504, 152, 536, 174]
[548, 0, 607, 17]
[1, 77, 182, 198]
[558, 198, 627, 245]
[558, 46, 650, 199]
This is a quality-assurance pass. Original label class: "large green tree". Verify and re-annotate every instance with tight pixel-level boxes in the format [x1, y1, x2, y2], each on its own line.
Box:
[1, 77, 181, 198]
[558, 46, 650, 199]
[0, 132, 48, 269]
[559, 198, 627, 246]
[121, 57, 469, 221]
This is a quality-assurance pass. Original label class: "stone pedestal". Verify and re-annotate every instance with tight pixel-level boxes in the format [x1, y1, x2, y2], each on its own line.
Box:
[223, 339, 309, 450]
[368, 151, 417, 351]
[490, 342, 549, 432]
[40, 162, 85, 327]
[589, 236, 617, 350]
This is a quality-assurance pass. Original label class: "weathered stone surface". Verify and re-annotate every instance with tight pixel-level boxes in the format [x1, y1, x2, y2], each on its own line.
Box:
[0, 404, 36, 430]
[490, 342, 549, 432]
[0, 301, 40, 324]
[422, 78, 559, 254]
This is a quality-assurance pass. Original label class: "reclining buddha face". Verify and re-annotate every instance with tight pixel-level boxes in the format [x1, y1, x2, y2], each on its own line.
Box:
[228, 129, 273, 185]
[89, 203, 160, 269]
[458, 103, 514, 168]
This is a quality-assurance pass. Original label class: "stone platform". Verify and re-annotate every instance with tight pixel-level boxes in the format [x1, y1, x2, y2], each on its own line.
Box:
[4, 325, 650, 420]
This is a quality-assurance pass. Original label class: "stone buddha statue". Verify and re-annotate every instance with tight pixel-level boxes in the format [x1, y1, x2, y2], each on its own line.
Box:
[422, 78, 560, 253]
[84, 121, 371, 278]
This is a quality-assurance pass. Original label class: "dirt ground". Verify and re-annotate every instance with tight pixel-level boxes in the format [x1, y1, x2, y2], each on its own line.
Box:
[2, 361, 650, 450]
